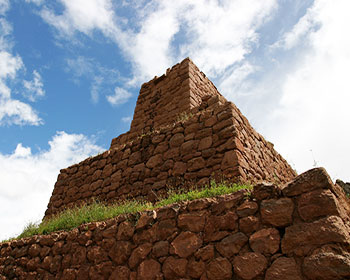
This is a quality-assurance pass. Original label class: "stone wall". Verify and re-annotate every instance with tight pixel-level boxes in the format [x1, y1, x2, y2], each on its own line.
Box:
[44, 96, 295, 218]
[127, 58, 223, 139]
[1, 168, 350, 280]
[44, 58, 296, 218]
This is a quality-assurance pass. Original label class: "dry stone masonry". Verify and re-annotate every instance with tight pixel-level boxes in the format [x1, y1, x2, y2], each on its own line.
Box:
[1, 168, 350, 279]
[44, 58, 296, 218]
[3, 59, 348, 279]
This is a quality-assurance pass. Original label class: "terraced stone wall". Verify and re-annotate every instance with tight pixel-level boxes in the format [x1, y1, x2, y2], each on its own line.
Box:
[44, 96, 295, 218]
[44, 58, 296, 218]
[1, 168, 350, 280]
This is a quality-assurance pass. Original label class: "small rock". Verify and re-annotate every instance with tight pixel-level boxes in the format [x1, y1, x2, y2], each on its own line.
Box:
[265, 257, 302, 280]
[282, 167, 333, 197]
[206, 257, 232, 280]
[236, 201, 258, 217]
[302, 245, 350, 280]
[171, 231, 202, 258]
[282, 216, 350, 256]
[233, 252, 267, 280]
[137, 259, 161, 280]
[261, 198, 294, 227]
[216, 232, 248, 258]
[162, 256, 188, 279]
[249, 228, 280, 255]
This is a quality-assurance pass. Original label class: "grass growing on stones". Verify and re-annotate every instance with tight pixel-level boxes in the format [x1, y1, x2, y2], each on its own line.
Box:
[11, 181, 252, 241]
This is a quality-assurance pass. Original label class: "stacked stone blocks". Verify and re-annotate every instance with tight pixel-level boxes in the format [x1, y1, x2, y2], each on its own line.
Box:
[45, 58, 295, 218]
[1, 168, 350, 279]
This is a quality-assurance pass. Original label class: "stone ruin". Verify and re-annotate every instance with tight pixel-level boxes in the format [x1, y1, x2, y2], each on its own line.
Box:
[1, 58, 350, 280]
[44, 58, 296, 218]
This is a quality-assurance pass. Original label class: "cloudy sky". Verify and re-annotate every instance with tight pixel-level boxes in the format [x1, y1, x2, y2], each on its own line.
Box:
[0, 0, 349, 240]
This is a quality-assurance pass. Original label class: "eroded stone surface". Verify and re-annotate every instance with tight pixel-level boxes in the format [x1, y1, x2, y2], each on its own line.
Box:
[261, 198, 294, 227]
[302, 245, 350, 280]
[233, 252, 267, 280]
[249, 228, 280, 255]
[206, 257, 232, 280]
[171, 232, 202, 258]
[265, 257, 302, 280]
[282, 216, 350, 256]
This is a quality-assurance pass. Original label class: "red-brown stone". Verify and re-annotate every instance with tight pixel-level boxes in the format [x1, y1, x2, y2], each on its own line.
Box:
[206, 257, 232, 280]
[298, 189, 340, 221]
[162, 256, 188, 279]
[236, 201, 258, 217]
[128, 243, 152, 269]
[171, 231, 202, 258]
[109, 266, 130, 280]
[178, 213, 206, 232]
[194, 244, 214, 261]
[146, 154, 163, 169]
[233, 252, 267, 280]
[260, 197, 294, 227]
[152, 241, 169, 258]
[282, 216, 350, 256]
[87, 246, 109, 264]
[265, 257, 302, 280]
[137, 259, 161, 280]
[282, 167, 333, 197]
[117, 221, 134, 240]
[108, 241, 133, 265]
[216, 232, 248, 258]
[239, 215, 259, 234]
[187, 258, 205, 279]
[302, 245, 350, 280]
[249, 228, 280, 255]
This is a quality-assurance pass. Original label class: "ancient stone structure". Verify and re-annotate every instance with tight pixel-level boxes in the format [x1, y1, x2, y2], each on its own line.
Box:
[336, 179, 350, 196]
[1, 168, 350, 279]
[44, 58, 295, 218]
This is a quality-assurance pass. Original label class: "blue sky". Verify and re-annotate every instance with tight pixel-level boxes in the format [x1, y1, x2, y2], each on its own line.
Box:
[1, 0, 349, 240]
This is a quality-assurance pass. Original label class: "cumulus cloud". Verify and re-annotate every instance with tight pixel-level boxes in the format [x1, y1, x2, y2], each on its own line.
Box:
[0, 6, 45, 126]
[0, 99, 42, 126]
[39, 0, 118, 37]
[265, 0, 350, 181]
[0, 51, 43, 125]
[271, 1, 322, 50]
[37, 0, 278, 85]
[0, 131, 104, 240]
[23, 70, 45, 101]
[106, 87, 132, 106]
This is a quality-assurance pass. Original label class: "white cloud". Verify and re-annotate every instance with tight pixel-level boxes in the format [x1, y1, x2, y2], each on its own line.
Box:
[0, 4, 45, 127]
[91, 76, 103, 103]
[0, 52, 42, 125]
[0, 99, 42, 125]
[265, 0, 350, 181]
[0, 51, 23, 83]
[40, 0, 118, 37]
[0, 17, 12, 50]
[37, 0, 277, 86]
[24, 0, 44, 5]
[0, 0, 9, 15]
[65, 56, 122, 103]
[178, 0, 277, 77]
[272, 1, 322, 50]
[23, 70, 45, 101]
[66, 56, 94, 78]
[121, 116, 132, 123]
[0, 131, 104, 240]
[106, 86, 132, 106]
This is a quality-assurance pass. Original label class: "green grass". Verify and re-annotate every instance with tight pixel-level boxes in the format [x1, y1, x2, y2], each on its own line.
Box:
[5, 181, 252, 242]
